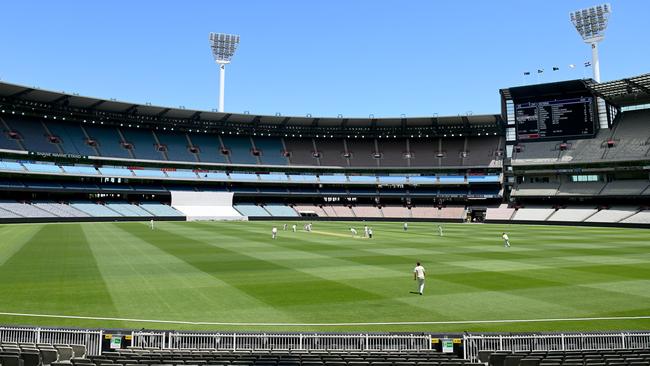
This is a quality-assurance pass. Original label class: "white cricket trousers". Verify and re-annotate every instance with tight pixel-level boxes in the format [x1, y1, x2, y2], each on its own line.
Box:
[417, 278, 425, 294]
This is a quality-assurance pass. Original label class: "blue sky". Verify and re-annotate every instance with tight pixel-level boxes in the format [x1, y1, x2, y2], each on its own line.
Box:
[0, 1, 647, 118]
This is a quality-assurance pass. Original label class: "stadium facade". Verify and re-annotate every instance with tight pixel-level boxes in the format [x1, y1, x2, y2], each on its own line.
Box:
[0, 74, 648, 226]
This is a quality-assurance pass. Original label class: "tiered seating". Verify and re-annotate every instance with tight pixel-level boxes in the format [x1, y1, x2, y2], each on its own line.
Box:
[293, 204, 328, 216]
[32, 202, 90, 217]
[61, 165, 99, 175]
[131, 169, 166, 178]
[284, 138, 318, 165]
[70, 202, 122, 217]
[288, 174, 318, 183]
[464, 136, 501, 166]
[0, 161, 25, 171]
[187, 134, 228, 163]
[482, 349, 650, 366]
[0, 201, 56, 217]
[121, 128, 164, 161]
[0, 341, 87, 366]
[408, 139, 437, 167]
[165, 170, 198, 179]
[346, 139, 378, 167]
[600, 180, 650, 196]
[253, 137, 288, 165]
[586, 207, 639, 223]
[410, 205, 438, 218]
[380, 205, 411, 218]
[352, 205, 382, 218]
[319, 174, 347, 183]
[140, 203, 184, 217]
[221, 136, 257, 164]
[91, 348, 479, 366]
[378, 139, 407, 167]
[511, 183, 559, 197]
[557, 181, 605, 196]
[5, 117, 60, 153]
[485, 204, 515, 220]
[105, 203, 151, 216]
[22, 162, 63, 174]
[331, 205, 355, 217]
[263, 204, 299, 217]
[511, 207, 556, 221]
[234, 203, 270, 217]
[511, 141, 560, 165]
[621, 210, 650, 224]
[440, 137, 464, 166]
[44, 121, 98, 156]
[155, 131, 197, 162]
[84, 125, 132, 159]
[314, 139, 347, 166]
[98, 167, 134, 177]
[547, 207, 598, 222]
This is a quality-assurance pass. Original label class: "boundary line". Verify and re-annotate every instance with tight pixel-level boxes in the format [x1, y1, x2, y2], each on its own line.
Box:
[0, 312, 649, 327]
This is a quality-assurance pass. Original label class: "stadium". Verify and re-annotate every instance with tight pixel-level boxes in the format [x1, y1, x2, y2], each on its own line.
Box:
[1, 2, 650, 366]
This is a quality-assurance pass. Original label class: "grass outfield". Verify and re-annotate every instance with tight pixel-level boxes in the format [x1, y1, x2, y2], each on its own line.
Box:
[0, 220, 649, 333]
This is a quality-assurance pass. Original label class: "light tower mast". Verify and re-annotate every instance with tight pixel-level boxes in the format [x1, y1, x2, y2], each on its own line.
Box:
[209, 33, 240, 112]
[570, 4, 611, 83]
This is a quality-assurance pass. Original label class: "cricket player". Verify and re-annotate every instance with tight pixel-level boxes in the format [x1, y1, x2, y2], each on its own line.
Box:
[502, 232, 510, 247]
[364, 225, 369, 238]
[438, 225, 443, 237]
[368, 228, 373, 239]
[292, 224, 297, 232]
[272, 226, 278, 239]
[283, 224, 287, 231]
[413, 262, 426, 295]
[150, 219, 154, 230]
[403, 222, 408, 231]
[350, 227, 358, 236]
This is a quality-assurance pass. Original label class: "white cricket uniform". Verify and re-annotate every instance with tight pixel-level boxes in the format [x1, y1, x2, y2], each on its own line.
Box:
[502, 233, 510, 247]
[413, 265, 426, 294]
[292, 224, 297, 232]
[438, 226, 443, 236]
[403, 223, 408, 231]
[150, 219, 154, 230]
[272, 227, 278, 239]
[350, 228, 357, 236]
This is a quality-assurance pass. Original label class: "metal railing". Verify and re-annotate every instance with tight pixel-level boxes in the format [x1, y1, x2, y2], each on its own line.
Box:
[0, 326, 103, 355]
[463, 332, 650, 362]
[132, 331, 432, 352]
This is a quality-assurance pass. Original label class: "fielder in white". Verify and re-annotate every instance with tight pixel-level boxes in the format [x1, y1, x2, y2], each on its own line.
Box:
[413, 262, 426, 295]
[150, 219, 154, 230]
[437, 225, 443, 237]
[403, 222, 408, 231]
[292, 224, 297, 232]
[502, 232, 510, 247]
[272, 226, 278, 239]
[350, 227, 358, 236]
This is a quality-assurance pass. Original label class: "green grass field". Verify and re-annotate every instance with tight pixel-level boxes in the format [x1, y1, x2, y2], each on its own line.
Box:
[0, 220, 649, 333]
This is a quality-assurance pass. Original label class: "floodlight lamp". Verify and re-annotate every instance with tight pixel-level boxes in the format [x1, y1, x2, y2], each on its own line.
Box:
[209, 32, 240, 64]
[570, 3, 611, 43]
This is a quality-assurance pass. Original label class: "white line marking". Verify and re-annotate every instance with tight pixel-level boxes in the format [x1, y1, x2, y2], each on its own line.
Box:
[0, 312, 649, 327]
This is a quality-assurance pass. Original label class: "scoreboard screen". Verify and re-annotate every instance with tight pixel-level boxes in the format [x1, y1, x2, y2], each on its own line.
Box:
[515, 97, 595, 140]
[507, 79, 598, 142]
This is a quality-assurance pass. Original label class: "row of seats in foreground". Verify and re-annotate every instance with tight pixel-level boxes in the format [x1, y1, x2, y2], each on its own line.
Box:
[0, 342, 87, 366]
[89, 348, 480, 366]
[481, 348, 650, 366]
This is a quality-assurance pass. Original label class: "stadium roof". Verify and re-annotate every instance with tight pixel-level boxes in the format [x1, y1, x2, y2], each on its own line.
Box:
[583, 73, 650, 107]
[0, 81, 500, 130]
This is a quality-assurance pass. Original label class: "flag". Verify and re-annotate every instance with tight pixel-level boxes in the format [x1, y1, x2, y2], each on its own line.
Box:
[584, 61, 591, 67]
[553, 67, 560, 71]
[569, 64, 575, 68]
[523, 71, 530, 75]
[537, 69, 544, 73]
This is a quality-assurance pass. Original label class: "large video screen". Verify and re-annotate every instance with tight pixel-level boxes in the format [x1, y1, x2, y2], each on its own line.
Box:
[515, 96, 595, 140]
[508, 80, 598, 141]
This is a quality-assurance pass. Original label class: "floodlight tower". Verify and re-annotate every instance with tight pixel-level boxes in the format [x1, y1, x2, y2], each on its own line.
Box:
[570, 4, 611, 82]
[209, 33, 240, 112]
